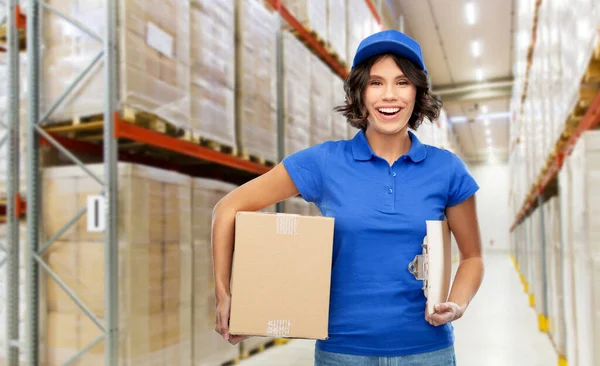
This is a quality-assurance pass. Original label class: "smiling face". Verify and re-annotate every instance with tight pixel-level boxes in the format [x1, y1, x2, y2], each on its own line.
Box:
[364, 55, 417, 136]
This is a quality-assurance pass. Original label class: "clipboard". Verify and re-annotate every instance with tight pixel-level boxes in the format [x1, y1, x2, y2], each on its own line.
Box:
[408, 220, 452, 315]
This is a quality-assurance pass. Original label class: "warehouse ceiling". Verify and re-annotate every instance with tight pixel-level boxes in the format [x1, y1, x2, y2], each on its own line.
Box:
[387, 0, 515, 163]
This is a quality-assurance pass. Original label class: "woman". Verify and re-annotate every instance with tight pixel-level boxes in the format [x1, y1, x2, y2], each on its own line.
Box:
[212, 30, 484, 365]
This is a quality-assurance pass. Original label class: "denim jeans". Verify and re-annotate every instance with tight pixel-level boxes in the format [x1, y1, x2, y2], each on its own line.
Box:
[314, 345, 456, 366]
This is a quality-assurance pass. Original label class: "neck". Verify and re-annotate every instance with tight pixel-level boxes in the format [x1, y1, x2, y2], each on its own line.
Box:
[364, 126, 412, 166]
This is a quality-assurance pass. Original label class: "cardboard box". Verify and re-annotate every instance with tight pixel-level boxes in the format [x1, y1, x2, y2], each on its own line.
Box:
[229, 212, 334, 340]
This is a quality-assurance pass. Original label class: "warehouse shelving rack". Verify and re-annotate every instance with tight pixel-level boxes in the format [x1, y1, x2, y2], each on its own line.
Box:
[0, 1, 381, 366]
[506, 1, 600, 360]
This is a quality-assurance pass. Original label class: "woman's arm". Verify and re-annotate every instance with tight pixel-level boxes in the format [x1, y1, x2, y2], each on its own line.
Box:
[426, 195, 484, 326]
[212, 163, 300, 343]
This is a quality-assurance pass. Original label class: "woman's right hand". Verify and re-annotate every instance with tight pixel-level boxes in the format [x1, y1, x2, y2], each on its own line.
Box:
[215, 294, 249, 345]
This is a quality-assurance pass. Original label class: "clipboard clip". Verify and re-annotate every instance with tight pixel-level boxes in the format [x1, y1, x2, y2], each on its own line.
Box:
[408, 237, 429, 297]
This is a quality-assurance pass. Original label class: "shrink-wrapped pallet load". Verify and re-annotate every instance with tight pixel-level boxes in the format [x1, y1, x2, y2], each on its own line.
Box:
[331, 75, 347, 141]
[190, 0, 236, 148]
[281, 0, 328, 43]
[283, 196, 311, 216]
[191, 178, 240, 366]
[310, 54, 333, 146]
[567, 130, 600, 366]
[235, 0, 278, 163]
[41, 164, 192, 366]
[0, 223, 27, 365]
[41, 0, 191, 131]
[282, 31, 311, 156]
[327, 0, 347, 64]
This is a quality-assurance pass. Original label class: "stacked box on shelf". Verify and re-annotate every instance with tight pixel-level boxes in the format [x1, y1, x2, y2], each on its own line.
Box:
[235, 0, 278, 163]
[283, 196, 310, 216]
[190, 0, 236, 148]
[558, 155, 580, 365]
[41, 0, 191, 131]
[327, 0, 347, 64]
[544, 197, 565, 356]
[282, 31, 311, 156]
[331, 75, 347, 141]
[567, 130, 600, 366]
[281, 0, 328, 44]
[310, 53, 333, 146]
[41, 164, 192, 366]
[191, 178, 240, 365]
[0, 223, 27, 365]
[346, 0, 365, 65]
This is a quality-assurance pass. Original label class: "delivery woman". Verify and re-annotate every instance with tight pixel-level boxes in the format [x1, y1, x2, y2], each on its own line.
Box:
[212, 30, 484, 366]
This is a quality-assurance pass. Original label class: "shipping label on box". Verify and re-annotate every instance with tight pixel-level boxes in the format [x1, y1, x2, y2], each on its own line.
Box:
[229, 212, 334, 340]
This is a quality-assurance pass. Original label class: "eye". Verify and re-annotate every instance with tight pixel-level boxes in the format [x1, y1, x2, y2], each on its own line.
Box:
[397, 80, 409, 86]
[370, 80, 382, 86]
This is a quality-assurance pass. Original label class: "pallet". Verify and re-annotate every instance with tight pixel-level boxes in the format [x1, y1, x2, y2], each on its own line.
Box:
[121, 107, 187, 138]
[239, 339, 277, 360]
[0, 23, 26, 50]
[324, 43, 348, 69]
[238, 151, 276, 167]
[181, 131, 238, 156]
[222, 358, 240, 366]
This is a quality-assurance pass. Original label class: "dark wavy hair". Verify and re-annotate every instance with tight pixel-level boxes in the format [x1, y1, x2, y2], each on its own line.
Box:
[334, 53, 442, 131]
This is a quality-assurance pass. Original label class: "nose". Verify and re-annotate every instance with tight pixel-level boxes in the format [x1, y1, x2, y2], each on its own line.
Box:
[382, 84, 397, 101]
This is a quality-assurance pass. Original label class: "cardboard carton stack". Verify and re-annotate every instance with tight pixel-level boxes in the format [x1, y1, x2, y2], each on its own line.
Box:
[190, 0, 236, 147]
[567, 130, 600, 366]
[327, 0, 347, 65]
[191, 178, 240, 365]
[41, 0, 191, 131]
[331, 76, 347, 141]
[41, 164, 192, 366]
[283, 196, 311, 216]
[282, 31, 311, 156]
[281, 0, 328, 44]
[310, 54, 333, 146]
[235, 0, 278, 163]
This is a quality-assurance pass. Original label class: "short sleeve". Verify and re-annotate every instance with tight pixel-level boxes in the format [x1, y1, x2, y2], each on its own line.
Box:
[446, 153, 479, 207]
[282, 143, 327, 204]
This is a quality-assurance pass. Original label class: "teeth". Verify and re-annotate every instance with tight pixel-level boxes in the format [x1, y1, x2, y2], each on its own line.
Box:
[378, 108, 400, 113]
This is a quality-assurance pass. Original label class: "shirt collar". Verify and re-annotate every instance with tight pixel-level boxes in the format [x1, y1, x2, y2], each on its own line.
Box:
[351, 129, 427, 163]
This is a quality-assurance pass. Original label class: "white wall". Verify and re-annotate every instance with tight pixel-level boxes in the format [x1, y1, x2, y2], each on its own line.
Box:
[466, 162, 510, 252]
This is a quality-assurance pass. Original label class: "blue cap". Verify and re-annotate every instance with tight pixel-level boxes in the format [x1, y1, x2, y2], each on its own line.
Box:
[351, 30, 427, 74]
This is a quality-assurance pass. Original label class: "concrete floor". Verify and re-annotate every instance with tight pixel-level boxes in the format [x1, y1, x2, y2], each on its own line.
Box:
[238, 251, 558, 366]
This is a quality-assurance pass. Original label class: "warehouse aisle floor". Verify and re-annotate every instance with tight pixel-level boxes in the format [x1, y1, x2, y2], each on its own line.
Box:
[237, 252, 558, 366]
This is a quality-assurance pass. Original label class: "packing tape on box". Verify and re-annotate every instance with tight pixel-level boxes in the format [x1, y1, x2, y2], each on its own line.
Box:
[267, 320, 291, 337]
[276, 213, 298, 235]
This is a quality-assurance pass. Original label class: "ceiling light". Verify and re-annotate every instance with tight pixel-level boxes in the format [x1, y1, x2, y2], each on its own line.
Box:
[476, 68, 484, 81]
[465, 2, 477, 25]
[471, 40, 481, 58]
[486, 137, 492, 144]
[481, 105, 488, 113]
[484, 119, 490, 126]
[485, 129, 491, 136]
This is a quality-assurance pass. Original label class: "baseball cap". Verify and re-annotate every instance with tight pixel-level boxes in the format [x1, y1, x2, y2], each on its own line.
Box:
[351, 30, 427, 74]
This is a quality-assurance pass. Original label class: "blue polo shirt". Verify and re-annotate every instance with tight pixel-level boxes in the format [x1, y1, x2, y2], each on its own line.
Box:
[282, 129, 479, 356]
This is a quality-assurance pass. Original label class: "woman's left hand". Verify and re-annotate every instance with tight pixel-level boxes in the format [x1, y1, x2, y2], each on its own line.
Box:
[425, 302, 463, 326]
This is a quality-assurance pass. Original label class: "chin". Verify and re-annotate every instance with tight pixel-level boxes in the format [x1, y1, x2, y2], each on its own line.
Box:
[369, 119, 409, 136]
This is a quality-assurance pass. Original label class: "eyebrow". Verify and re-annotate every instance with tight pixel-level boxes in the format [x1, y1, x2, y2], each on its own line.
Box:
[369, 74, 407, 79]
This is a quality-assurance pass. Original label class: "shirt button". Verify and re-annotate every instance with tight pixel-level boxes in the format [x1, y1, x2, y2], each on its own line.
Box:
[388, 188, 393, 194]
[392, 172, 397, 177]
